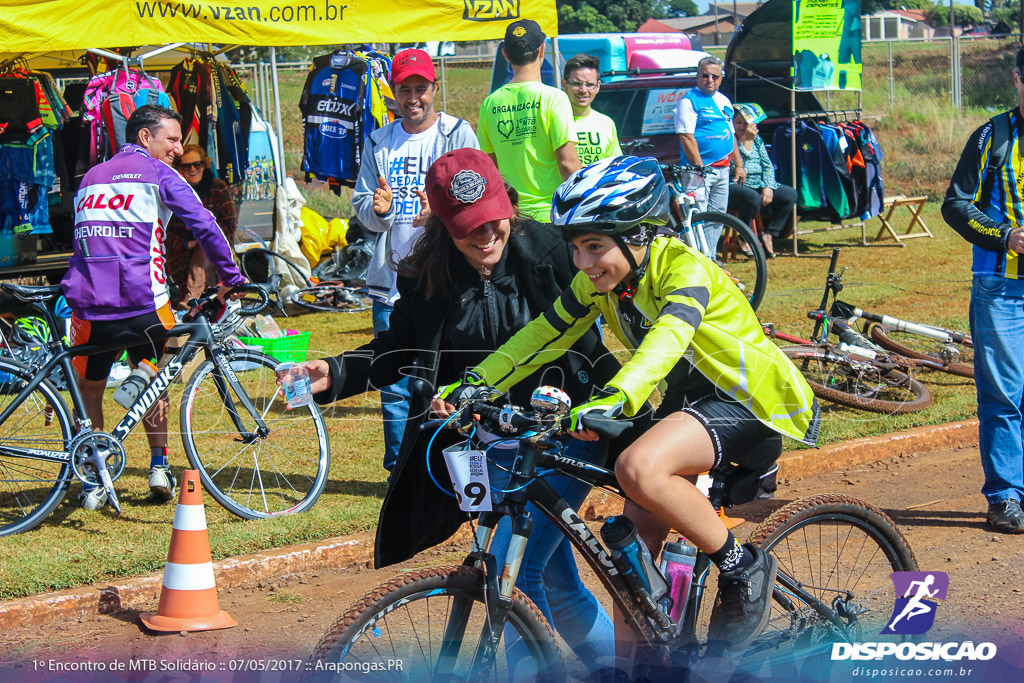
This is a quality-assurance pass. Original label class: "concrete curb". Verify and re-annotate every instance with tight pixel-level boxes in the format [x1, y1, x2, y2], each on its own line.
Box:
[0, 419, 979, 631]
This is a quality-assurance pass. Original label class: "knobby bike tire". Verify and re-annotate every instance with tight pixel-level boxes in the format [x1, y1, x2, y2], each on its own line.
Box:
[693, 211, 768, 311]
[292, 282, 373, 313]
[305, 565, 560, 682]
[0, 357, 75, 536]
[180, 348, 330, 519]
[743, 494, 917, 662]
[868, 323, 974, 379]
[780, 345, 932, 414]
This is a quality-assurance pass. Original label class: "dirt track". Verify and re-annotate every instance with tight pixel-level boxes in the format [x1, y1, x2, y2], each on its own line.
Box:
[1, 445, 1022, 682]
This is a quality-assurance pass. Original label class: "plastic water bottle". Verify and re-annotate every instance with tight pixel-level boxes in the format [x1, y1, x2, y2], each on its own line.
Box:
[275, 362, 312, 409]
[600, 516, 668, 601]
[112, 359, 158, 408]
[660, 538, 698, 624]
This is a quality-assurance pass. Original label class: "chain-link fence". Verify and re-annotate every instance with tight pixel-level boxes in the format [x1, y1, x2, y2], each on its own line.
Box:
[865, 34, 1019, 112]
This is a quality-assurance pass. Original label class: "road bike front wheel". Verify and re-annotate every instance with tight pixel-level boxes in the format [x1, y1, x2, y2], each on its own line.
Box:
[305, 565, 561, 682]
[0, 358, 75, 536]
[180, 348, 330, 519]
[743, 494, 918, 663]
[693, 211, 768, 311]
[869, 323, 974, 379]
[779, 345, 932, 414]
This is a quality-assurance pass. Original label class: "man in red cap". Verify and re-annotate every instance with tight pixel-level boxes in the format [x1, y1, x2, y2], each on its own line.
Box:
[352, 48, 479, 473]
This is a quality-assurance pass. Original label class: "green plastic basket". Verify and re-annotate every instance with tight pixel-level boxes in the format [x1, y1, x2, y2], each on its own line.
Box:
[237, 332, 311, 363]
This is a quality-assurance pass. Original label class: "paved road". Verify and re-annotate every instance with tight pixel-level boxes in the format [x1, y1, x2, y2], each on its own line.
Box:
[1, 446, 1021, 682]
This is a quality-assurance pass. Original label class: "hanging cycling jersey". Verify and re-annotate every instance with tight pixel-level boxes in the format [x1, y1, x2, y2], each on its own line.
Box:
[168, 59, 214, 148]
[299, 50, 395, 194]
[212, 62, 252, 186]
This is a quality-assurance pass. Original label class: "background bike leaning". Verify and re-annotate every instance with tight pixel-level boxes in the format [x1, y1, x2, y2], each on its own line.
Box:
[0, 282, 330, 536]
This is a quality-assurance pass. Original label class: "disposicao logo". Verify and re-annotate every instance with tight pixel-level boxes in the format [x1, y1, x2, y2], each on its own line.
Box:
[831, 571, 998, 663]
[462, 0, 520, 22]
[883, 571, 948, 635]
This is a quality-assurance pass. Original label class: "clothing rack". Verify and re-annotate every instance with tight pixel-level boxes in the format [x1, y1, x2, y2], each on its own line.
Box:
[787, 101, 870, 255]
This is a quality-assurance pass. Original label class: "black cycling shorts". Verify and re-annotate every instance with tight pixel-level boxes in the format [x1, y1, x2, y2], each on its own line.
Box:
[70, 306, 176, 382]
[654, 392, 783, 472]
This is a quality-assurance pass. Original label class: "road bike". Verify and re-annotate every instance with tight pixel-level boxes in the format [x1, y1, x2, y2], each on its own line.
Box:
[0, 283, 330, 536]
[305, 397, 917, 681]
[661, 163, 768, 311]
[763, 249, 938, 414]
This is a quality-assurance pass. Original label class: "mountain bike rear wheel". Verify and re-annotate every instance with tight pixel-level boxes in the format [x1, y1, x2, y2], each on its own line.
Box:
[181, 348, 330, 519]
[0, 358, 74, 536]
[692, 211, 768, 311]
[780, 345, 932, 414]
[869, 323, 974, 378]
[305, 565, 560, 682]
[744, 494, 917, 664]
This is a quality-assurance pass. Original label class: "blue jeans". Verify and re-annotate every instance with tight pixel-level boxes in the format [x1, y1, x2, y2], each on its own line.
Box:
[372, 300, 412, 472]
[487, 438, 615, 672]
[969, 275, 1024, 505]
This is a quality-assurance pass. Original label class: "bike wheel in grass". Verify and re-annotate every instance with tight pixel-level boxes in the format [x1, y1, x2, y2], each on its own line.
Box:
[291, 282, 372, 313]
[694, 211, 768, 311]
[869, 323, 974, 379]
[180, 348, 330, 519]
[744, 494, 917, 661]
[0, 358, 74, 536]
[306, 565, 561, 682]
[779, 345, 932, 414]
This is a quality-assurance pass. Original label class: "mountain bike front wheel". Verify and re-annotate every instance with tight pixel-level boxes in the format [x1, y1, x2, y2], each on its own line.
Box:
[305, 565, 560, 682]
[743, 494, 918, 664]
[0, 357, 75, 536]
[779, 345, 932, 414]
[869, 322, 974, 379]
[180, 348, 330, 519]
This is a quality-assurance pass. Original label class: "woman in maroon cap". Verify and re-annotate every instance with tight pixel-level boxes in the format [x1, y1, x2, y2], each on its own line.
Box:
[303, 147, 619, 672]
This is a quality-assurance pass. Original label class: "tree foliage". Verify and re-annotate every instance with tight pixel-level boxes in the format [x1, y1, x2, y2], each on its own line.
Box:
[926, 3, 985, 27]
[557, 1, 665, 34]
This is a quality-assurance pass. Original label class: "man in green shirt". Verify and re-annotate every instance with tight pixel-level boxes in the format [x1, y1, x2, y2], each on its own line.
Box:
[478, 19, 580, 219]
[562, 53, 621, 165]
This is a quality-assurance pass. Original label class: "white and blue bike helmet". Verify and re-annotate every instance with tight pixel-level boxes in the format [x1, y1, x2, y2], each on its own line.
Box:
[551, 156, 670, 295]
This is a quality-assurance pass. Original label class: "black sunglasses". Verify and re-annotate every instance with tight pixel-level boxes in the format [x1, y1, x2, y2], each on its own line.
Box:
[179, 161, 204, 170]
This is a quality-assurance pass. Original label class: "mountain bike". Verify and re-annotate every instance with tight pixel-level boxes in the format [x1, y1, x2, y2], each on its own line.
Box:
[305, 397, 917, 680]
[763, 248, 937, 414]
[0, 283, 330, 536]
[239, 246, 372, 314]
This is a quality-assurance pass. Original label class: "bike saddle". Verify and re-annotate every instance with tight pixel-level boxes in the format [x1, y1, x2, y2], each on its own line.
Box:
[1, 283, 63, 303]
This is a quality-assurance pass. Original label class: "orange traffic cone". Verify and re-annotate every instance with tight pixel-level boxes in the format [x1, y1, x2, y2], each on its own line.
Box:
[141, 470, 236, 632]
[717, 506, 746, 530]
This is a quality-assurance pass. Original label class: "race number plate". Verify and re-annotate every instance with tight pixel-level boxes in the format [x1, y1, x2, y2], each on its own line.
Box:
[442, 444, 492, 512]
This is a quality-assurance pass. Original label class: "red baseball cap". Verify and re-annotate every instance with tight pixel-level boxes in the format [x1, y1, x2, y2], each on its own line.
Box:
[391, 48, 436, 85]
[426, 148, 514, 239]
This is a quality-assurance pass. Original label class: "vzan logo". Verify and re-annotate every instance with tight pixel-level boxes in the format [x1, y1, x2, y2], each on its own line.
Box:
[462, 0, 520, 22]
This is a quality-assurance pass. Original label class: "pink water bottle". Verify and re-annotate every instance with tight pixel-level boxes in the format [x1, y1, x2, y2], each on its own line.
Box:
[660, 538, 697, 624]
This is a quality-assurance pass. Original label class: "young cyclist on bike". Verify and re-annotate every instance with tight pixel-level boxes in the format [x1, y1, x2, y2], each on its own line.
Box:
[437, 155, 820, 652]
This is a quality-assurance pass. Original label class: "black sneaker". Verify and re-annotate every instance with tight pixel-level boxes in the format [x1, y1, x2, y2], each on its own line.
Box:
[707, 544, 777, 650]
[987, 499, 1024, 534]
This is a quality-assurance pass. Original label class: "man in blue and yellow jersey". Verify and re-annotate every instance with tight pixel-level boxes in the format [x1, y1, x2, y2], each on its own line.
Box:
[942, 46, 1024, 534]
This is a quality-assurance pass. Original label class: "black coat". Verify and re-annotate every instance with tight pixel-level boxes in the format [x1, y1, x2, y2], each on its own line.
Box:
[316, 220, 621, 568]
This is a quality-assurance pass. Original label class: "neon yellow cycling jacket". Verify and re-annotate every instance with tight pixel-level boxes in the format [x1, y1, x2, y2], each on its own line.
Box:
[473, 237, 819, 446]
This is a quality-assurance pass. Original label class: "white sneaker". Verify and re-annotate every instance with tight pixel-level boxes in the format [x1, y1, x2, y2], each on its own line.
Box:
[148, 466, 177, 502]
[78, 486, 108, 511]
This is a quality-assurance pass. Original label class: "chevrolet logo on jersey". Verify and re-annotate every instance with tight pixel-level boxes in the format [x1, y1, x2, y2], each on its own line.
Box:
[463, 0, 520, 22]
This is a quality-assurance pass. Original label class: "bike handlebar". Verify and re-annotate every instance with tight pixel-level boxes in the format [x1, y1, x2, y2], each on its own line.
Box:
[469, 402, 633, 441]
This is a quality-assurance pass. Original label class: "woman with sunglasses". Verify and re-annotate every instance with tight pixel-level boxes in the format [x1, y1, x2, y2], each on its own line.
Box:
[167, 145, 237, 306]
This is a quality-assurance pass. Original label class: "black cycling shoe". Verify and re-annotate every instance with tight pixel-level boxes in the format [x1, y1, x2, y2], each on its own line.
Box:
[707, 543, 777, 650]
[987, 499, 1024, 534]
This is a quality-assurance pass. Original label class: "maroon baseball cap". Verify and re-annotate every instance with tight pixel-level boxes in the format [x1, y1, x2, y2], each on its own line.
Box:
[391, 48, 436, 84]
[426, 149, 514, 239]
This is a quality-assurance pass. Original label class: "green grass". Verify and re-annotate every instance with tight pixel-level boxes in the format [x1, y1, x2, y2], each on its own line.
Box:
[0, 208, 978, 600]
[0, 59, 985, 600]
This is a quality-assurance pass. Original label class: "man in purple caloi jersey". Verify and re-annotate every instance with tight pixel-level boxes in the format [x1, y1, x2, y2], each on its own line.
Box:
[61, 105, 246, 511]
